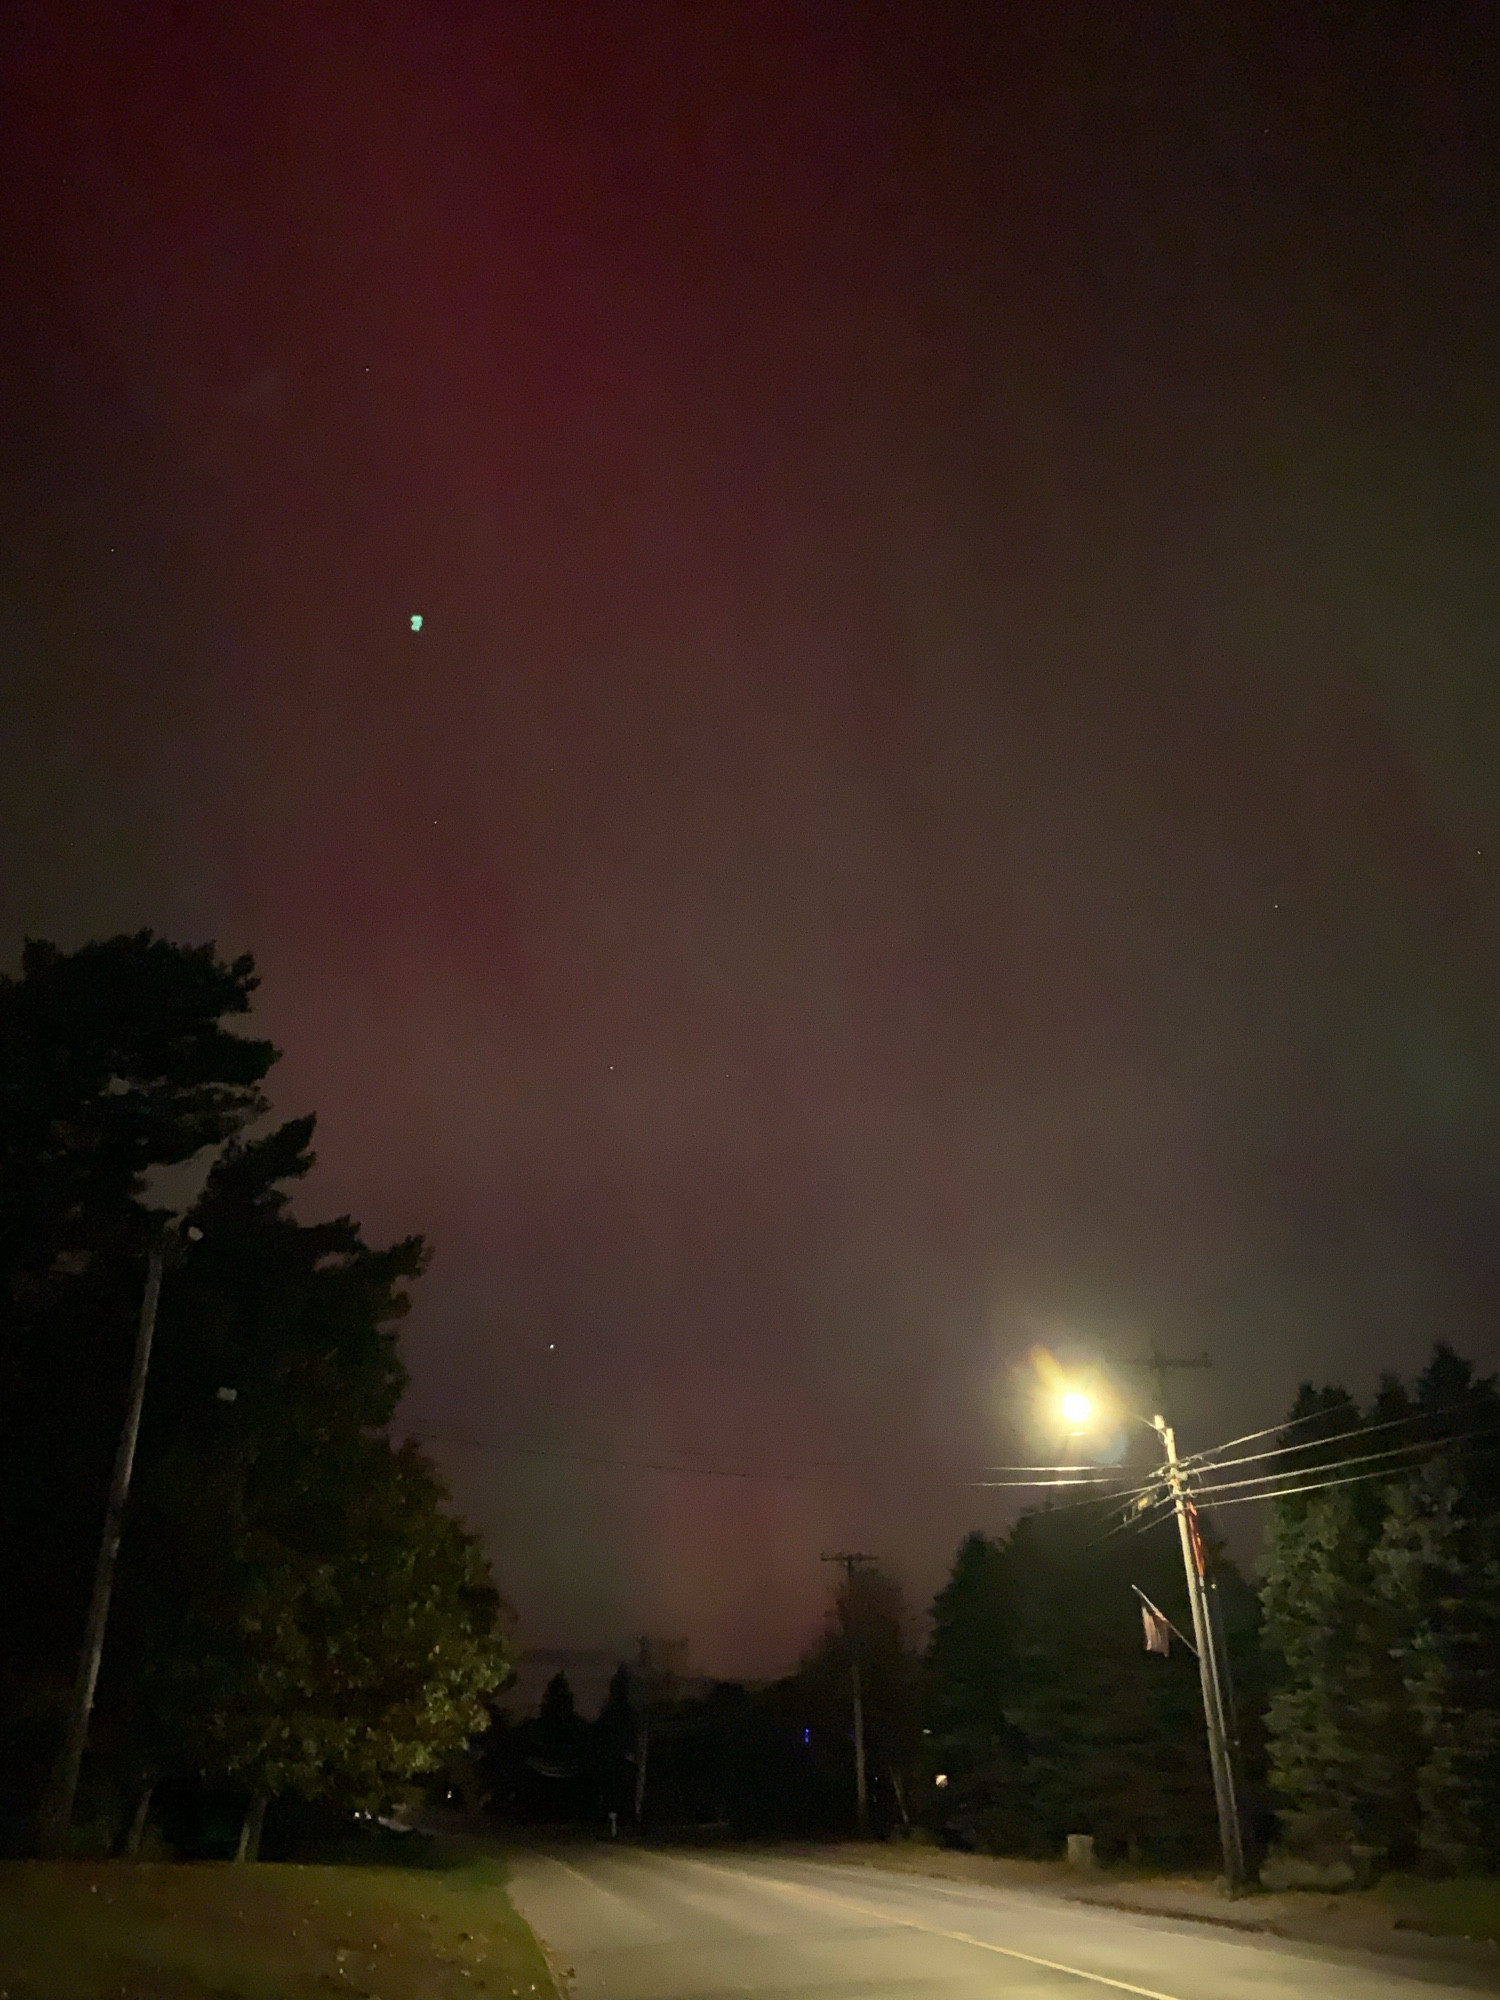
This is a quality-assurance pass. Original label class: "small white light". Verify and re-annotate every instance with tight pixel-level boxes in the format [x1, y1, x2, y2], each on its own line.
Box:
[934, 1773, 949, 1788]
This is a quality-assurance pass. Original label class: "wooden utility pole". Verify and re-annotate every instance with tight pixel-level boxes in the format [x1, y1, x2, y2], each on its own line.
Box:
[1121, 1347, 1243, 1886]
[632, 1636, 687, 1828]
[821, 1551, 876, 1838]
[1154, 1413, 1246, 1889]
[40, 1231, 169, 1854]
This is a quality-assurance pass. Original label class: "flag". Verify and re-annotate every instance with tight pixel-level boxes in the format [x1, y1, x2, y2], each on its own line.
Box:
[1141, 1601, 1172, 1656]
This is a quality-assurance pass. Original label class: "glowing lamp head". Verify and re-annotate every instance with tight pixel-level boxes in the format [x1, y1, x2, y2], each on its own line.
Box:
[1059, 1389, 1095, 1430]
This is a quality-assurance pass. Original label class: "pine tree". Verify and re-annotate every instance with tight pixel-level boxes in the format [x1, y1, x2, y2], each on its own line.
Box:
[1259, 1382, 1419, 1863]
[1373, 1352, 1500, 1871]
[0, 935, 276, 1810]
[924, 1503, 1252, 1862]
[108, 1120, 510, 1830]
[1261, 1350, 1500, 1873]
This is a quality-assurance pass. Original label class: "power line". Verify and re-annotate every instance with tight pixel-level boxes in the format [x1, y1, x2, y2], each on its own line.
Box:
[1108, 1433, 1500, 1539]
[1088, 1495, 1176, 1546]
[406, 1425, 1122, 1489]
[1194, 1464, 1440, 1511]
[1141, 1437, 1500, 1523]
[407, 1403, 1500, 1501]
[409, 1429, 817, 1480]
[1185, 1423, 1500, 1502]
[1186, 1404, 1500, 1477]
[971, 1475, 1119, 1489]
[973, 1472, 1164, 1513]
[979, 1461, 1146, 1472]
[1175, 1402, 1364, 1469]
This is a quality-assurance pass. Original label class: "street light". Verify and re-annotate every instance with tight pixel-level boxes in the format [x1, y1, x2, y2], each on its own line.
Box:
[1038, 1360, 1246, 1889]
[1059, 1389, 1096, 1430]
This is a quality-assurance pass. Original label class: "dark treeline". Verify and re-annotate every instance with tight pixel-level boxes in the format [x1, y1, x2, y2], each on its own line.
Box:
[1, 935, 510, 1857]
[924, 1507, 1261, 1865]
[1262, 1347, 1500, 1879]
[477, 1521, 1251, 1863]
[479, 1571, 921, 1842]
[478, 1345, 1500, 1885]
[11, 938, 1498, 1882]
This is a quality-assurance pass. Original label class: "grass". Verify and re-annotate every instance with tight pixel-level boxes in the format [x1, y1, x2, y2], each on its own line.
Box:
[0, 1846, 556, 2000]
[1377, 1873, 1500, 1944]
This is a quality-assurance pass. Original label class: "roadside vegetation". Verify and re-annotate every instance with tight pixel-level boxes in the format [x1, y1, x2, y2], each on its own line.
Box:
[8, 929, 1500, 1926]
[0, 935, 511, 1857]
[0, 1844, 552, 2000]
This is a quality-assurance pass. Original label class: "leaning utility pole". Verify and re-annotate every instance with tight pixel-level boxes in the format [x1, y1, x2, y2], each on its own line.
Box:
[1154, 1414, 1246, 1889]
[40, 1229, 171, 1854]
[821, 1551, 876, 1839]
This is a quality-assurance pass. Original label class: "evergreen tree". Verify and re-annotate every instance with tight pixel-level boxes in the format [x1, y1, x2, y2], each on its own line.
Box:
[798, 1566, 921, 1835]
[106, 1120, 509, 1835]
[924, 1503, 1257, 1862]
[0, 935, 275, 1811]
[1372, 1352, 1500, 1871]
[537, 1672, 580, 1752]
[591, 1665, 637, 1823]
[926, 1531, 1029, 1846]
[1259, 1382, 1418, 1863]
[1260, 1348, 1500, 1873]
[0, 937, 510, 1842]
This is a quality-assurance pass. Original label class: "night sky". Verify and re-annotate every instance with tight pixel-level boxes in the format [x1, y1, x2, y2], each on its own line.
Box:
[5, 3, 1500, 1680]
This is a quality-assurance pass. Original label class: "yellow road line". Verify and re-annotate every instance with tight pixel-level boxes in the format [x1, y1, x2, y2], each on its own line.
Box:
[683, 1858, 1189, 2000]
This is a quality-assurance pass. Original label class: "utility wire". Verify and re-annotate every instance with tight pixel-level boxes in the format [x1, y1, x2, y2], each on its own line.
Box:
[1185, 1424, 1500, 1501]
[1175, 1403, 1366, 1469]
[409, 1428, 813, 1480]
[1109, 1467, 1368, 1543]
[1089, 1494, 1175, 1546]
[407, 1407, 1500, 1496]
[1185, 1405, 1500, 1477]
[408, 1425, 1123, 1488]
[1195, 1464, 1440, 1512]
[979, 1461, 1147, 1474]
[972, 1475, 1118, 1489]
[977, 1477, 1166, 1531]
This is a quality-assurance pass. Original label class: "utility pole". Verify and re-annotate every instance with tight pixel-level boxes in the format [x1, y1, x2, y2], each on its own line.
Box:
[632, 1636, 686, 1829]
[1128, 1345, 1211, 1421]
[1154, 1413, 1246, 1889]
[821, 1551, 876, 1839]
[39, 1224, 182, 1854]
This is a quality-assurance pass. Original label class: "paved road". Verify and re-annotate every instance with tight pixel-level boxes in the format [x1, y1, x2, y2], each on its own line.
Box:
[508, 1848, 1490, 2000]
